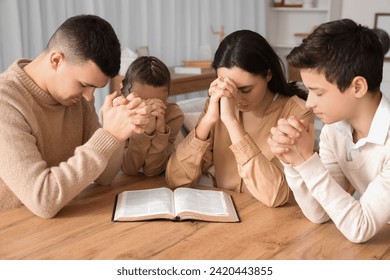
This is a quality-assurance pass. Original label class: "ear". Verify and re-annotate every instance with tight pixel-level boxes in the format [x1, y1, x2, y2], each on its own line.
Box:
[350, 76, 368, 99]
[49, 51, 65, 70]
[266, 69, 272, 82]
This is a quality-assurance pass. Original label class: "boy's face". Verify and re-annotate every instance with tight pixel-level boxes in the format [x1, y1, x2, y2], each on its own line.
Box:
[49, 55, 109, 106]
[301, 69, 357, 125]
[130, 82, 169, 102]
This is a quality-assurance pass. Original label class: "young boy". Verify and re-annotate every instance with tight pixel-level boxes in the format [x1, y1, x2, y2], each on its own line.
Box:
[268, 19, 389, 243]
[114, 56, 184, 176]
[0, 15, 151, 218]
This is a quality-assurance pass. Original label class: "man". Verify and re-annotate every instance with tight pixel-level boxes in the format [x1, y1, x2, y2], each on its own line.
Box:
[0, 15, 150, 218]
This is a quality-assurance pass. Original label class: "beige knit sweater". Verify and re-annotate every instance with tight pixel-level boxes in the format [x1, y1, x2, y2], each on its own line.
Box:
[0, 60, 124, 218]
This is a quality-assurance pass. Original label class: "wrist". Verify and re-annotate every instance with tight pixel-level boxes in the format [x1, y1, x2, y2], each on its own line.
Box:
[292, 151, 314, 167]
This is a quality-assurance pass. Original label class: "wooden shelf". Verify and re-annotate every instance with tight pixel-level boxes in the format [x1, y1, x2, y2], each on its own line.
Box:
[271, 7, 328, 12]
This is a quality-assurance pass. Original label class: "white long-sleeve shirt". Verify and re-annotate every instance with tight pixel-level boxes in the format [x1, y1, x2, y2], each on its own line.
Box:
[283, 94, 390, 243]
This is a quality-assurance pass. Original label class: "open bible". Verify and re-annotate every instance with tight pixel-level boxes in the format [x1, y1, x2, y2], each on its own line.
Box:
[112, 187, 239, 223]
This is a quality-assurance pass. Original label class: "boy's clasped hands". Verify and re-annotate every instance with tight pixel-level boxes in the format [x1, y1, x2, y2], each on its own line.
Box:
[101, 91, 166, 142]
[268, 116, 315, 166]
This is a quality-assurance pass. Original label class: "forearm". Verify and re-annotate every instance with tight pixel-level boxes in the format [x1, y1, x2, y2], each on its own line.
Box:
[230, 134, 288, 207]
[283, 162, 330, 223]
[142, 130, 173, 176]
[295, 154, 390, 243]
[1, 128, 120, 218]
[95, 141, 125, 185]
[165, 130, 211, 188]
[122, 134, 152, 175]
[224, 119, 246, 144]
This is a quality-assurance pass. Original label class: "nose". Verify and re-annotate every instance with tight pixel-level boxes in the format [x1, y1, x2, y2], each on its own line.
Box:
[82, 87, 95, 101]
[305, 92, 315, 109]
[235, 92, 244, 102]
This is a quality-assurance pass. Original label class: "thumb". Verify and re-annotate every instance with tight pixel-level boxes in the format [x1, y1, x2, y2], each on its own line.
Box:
[101, 91, 120, 117]
[104, 91, 120, 108]
[307, 122, 315, 138]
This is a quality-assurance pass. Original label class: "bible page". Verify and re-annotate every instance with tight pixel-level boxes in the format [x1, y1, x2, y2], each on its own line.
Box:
[174, 188, 228, 216]
[115, 187, 174, 219]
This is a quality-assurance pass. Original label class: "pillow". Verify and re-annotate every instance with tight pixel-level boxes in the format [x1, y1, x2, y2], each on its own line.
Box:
[174, 97, 206, 146]
[183, 112, 201, 134]
[176, 97, 207, 113]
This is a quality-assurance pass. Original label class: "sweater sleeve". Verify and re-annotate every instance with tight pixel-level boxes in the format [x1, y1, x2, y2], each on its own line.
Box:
[122, 103, 184, 176]
[84, 99, 125, 186]
[0, 96, 122, 218]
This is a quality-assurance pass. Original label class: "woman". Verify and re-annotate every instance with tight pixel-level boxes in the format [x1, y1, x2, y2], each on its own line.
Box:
[166, 30, 313, 207]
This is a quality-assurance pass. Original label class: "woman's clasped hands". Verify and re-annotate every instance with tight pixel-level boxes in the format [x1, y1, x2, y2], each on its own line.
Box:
[207, 76, 238, 125]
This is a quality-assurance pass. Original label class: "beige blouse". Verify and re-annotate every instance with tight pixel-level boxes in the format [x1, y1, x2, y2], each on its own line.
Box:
[166, 94, 313, 207]
[122, 103, 184, 176]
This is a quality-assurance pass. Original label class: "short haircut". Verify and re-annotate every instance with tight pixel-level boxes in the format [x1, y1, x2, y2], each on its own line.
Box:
[287, 19, 384, 92]
[121, 56, 171, 96]
[46, 14, 121, 78]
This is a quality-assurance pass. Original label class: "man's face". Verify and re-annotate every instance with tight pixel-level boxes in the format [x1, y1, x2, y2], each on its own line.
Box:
[49, 58, 109, 106]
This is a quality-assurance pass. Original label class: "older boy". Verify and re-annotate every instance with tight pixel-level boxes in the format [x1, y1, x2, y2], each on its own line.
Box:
[0, 15, 151, 218]
[268, 19, 389, 243]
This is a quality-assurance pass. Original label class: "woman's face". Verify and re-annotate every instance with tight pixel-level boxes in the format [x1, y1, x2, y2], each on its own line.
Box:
[217, 67, 272, 113]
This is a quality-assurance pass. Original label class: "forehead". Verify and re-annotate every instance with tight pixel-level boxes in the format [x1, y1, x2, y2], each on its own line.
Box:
[131, 83, 169, 101]
[300, 69, 333, 89]
[69, 60, 109, 88]
[217, 67, 262, 86]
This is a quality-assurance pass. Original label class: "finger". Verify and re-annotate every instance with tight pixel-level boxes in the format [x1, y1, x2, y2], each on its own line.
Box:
[126, 92, 139, 102]
[271, 133, 295, 145]
[287, 116, 307, 132]
[104, 91, 120, 109]
[127, 97, 144, 109]
[113, 96, 127, 107]
[150, 99, 167, 109]
[277, 118, 301, 138]
[223, 77, 238, 97]
[151, 107, 165, 115]
[267, 137, 290, 154]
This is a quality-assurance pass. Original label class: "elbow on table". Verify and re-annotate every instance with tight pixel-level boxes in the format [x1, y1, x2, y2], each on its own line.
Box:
[30, 205, 60, 219]
[305, 214, 330, 225]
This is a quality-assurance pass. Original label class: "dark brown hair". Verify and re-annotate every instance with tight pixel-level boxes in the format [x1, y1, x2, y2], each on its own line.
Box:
[121, 56, 171, 96]
[287, 19, 383, 92]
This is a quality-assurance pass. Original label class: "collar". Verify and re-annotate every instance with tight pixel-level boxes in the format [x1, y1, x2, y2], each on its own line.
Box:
[336, 94, 390, 146]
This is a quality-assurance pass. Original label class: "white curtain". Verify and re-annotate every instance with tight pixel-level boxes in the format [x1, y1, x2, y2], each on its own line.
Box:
[0, 0, 267, 108]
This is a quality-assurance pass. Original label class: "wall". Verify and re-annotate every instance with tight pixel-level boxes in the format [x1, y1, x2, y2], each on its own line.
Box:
[341, 0, 390, 27]
[342, 0, 390, 96]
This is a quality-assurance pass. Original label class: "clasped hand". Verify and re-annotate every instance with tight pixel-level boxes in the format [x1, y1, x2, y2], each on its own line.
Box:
[268, 116, 315, 166]
[206, 77, 238, 125]
[101, 91, 153, 142]
[113, 92, 166, 135]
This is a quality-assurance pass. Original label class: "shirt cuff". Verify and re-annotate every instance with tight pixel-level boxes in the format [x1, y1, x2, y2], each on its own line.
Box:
[187, 129, 212, 153]
[87, 128, 121, 158]
[293, 153, 328, 190]
[229, 133, 261, 165]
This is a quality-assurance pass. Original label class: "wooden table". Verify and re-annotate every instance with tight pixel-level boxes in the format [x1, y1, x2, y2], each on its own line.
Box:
[109, 68, 216, 96]
[0, 174, 389, 260]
